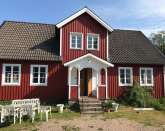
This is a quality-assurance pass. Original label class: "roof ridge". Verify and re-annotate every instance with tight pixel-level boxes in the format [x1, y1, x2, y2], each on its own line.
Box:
[2, 20, 56, 26]
[114, 29, 141, 32]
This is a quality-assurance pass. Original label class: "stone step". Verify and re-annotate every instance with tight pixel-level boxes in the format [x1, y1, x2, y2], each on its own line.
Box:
[79, 103, 102, 106]
[80, 107, 102, 111]
[81, 110, 103, 114]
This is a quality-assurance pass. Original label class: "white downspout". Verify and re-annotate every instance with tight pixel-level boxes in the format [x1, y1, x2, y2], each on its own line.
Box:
[105, 68, 108, 99]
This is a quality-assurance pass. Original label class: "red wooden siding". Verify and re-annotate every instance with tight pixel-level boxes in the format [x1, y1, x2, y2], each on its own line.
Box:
[0, 60, 68, 101]
[99, 86, 106, 99]
[70, 86, 78, 100]
[108, 64, 164, 98]
[62, 13, 107, 63]
[100, 69, 106, 85]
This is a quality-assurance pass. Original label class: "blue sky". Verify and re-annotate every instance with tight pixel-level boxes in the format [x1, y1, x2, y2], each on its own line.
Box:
[0, 0, 165, 36]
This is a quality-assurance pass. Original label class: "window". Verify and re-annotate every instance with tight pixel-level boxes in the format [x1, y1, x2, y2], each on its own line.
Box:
[70, 32, 83, 49]
[140, 68, 153, 86]
[71, 68, 78, 85]
[87, 34, 99, 50]
[2, 64, 21, 85]
[118, 67, 133, 86]
[30, 65, 48, 86]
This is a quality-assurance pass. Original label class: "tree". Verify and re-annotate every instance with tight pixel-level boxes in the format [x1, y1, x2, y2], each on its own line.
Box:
[150, 31, 165, 55]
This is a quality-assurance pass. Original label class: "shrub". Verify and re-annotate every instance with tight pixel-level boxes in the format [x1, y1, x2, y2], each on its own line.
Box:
[121, 82, 152, 107]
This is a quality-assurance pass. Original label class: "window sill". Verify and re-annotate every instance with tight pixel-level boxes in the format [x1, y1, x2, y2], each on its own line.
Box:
[87, 48, 98, 51]
[70, 48, 83, 50]
[140, 84, 154, 87]
[119, 84, 133, 87]
[30, 84, 47, 86]
[1, 83, 20, 86]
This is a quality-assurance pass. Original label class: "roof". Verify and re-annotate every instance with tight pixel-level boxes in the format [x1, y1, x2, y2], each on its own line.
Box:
[108, 29, 165, 65]
[56, 7, 113, 32]
[64, 53, 114, 67]
[0, 21, 60, 61]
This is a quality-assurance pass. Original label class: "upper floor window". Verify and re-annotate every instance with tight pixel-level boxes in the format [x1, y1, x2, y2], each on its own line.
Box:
[87, 34, 99, 50]
[118, 67, 133, 86]
[140, 68, 153, 86]
[30, 65, 48, 86]
[2, 64, 21, 85]
[70, 32, 83, 49]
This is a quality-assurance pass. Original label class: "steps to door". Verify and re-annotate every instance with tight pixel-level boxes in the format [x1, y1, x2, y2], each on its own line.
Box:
[79, 97, 103, 114]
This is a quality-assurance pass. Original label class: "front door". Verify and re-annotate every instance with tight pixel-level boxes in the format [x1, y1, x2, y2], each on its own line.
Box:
[80, 68, 92, 96]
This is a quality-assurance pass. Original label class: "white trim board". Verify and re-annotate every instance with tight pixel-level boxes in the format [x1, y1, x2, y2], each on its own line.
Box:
[56, 7, 113, 32]
[64, 53, 114, 67]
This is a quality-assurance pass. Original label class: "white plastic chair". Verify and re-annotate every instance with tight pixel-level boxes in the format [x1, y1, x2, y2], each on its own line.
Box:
[19, 104, 36, 124]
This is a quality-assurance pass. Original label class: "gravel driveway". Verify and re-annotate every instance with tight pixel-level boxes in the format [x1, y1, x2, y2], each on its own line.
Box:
[34, 116, 165, 131]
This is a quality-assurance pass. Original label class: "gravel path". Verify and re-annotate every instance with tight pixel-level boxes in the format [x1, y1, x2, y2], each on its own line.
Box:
[34, 116, 165, 131]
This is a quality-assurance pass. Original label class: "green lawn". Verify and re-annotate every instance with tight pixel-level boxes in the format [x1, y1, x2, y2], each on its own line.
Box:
[103, 106, 165, 126]
[1, 106, 165, 130]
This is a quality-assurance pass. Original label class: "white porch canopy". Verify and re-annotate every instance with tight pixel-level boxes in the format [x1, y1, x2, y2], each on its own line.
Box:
[64, 53, 114, 99]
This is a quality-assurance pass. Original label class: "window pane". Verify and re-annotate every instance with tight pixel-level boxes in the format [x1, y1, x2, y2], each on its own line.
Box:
[13, 66, 19, 72]
[33, 78, 38, 83]
[120, 78, 125, 84]
[147, 69, 152, 84]
[141, 69, 145, 84]
[5, 66, 11, 83]
[120, 69, 124, 78]
[33, 67, 38, 73]
[40, 72, 46, 78]
[93, 37, 98, 49]
[6, 66, 11, 72]
[40, 78, 46, 83]
[40, 67, 45, 73]
[13, 73, 19, 83]
[126, 78, 131, 84]
[5, 72, 11, 83]
[88, 36, 92, 48]
[33, 72, 38, 77]
[126, 69, 131, 79]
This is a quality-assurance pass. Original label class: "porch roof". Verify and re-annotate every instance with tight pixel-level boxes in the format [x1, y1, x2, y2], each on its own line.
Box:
[64, 53, 114, 68]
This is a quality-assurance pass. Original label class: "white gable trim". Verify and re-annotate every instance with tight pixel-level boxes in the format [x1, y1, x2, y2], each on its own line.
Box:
[64, 53, 114, 67]
[56, 7, 113, 32]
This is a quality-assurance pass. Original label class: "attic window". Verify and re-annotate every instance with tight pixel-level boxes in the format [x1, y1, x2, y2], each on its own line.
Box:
[87, 33, 99, 50]
[70, 32, 83, 49]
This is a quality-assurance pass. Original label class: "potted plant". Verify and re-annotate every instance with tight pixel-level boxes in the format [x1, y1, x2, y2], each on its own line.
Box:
[103, 100, 114, 112]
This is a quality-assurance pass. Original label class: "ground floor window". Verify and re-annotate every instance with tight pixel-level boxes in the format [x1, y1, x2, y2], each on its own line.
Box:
[140, 68, 153, 86]
[118, 67, 133, 86]
[30, 65, 48, 86]
[2, 64, 21, 85]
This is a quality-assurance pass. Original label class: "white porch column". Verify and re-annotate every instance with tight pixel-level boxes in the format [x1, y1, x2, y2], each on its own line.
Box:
[105, 68, 108, 99]
[68, 67, 72, 100]
[78, 68, 81, 99]
[96, 70, 99, 99]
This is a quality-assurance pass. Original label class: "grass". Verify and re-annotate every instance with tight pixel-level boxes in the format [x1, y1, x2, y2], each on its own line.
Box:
[103, 105, 165, 126]
[1, 105, 165, 130]
[0, 109, 80, 131]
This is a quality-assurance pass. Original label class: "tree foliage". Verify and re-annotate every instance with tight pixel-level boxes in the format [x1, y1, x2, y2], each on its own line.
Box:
[150, 31, 165, 55]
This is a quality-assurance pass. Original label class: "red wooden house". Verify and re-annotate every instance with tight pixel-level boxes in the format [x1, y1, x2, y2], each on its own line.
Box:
[0, 7, 164, 102]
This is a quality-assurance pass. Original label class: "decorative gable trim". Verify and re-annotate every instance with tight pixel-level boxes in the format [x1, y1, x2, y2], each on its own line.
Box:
[56, 7, 113, 32]
[64, 53, 114, 67]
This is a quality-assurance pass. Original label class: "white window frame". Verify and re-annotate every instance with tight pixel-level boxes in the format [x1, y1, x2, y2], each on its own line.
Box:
[87, 33, 99, 50]
[2, 64, 21, 86]
[70, 32, 83, 49]
[140, 67, 154, 86]
[118, 67, 133, 86]
[30, 65, 48, 86]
